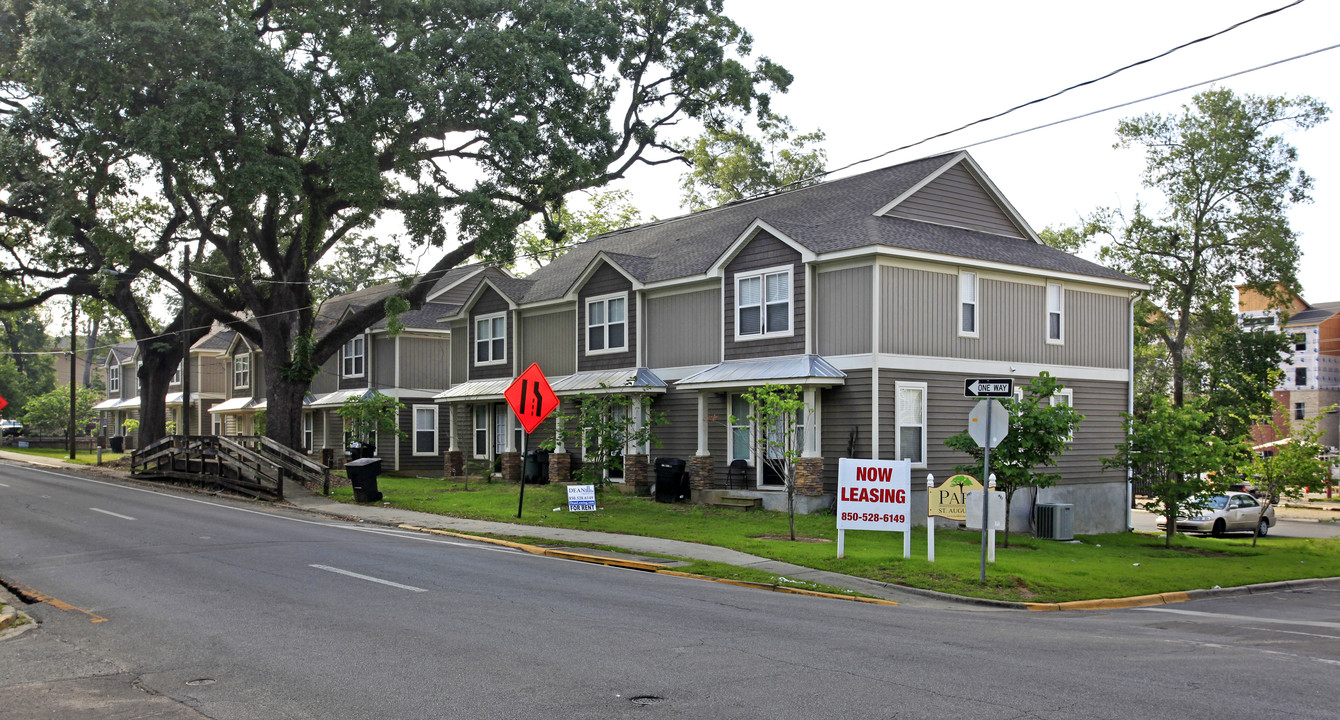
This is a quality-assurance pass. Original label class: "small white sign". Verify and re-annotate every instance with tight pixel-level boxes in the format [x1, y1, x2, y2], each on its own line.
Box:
[566, 484, 596, 512]
[836, 458, 911, 531]
[964, 490, 1007, 530]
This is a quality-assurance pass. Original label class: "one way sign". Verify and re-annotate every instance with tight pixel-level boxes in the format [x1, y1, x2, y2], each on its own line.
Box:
[964, 378, 1013, 398]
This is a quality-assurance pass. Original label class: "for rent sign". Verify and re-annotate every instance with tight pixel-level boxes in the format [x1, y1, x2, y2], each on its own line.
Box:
[836, 458, 911, 532]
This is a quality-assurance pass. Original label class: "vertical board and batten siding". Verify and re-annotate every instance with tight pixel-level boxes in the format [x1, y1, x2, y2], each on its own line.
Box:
[468, 287, 513, 380]
[398, 336, 452, 393]
[521, 309, 576, 377]
[879, 266, 1128, 369]
[819, 370, 874, 493]
[577, 263, 637, 372]
[372, 335, 395, 390]
[648, 386, 702, 466]
[644, 288, 721, 369]
[724, 232, 806, 361]
[883, 162, 1025, 239]
[450, 321, 468, 385]
[309, 356, 337, 395]
[815, 266, 872, 356]
[875, 371, 1128, 486]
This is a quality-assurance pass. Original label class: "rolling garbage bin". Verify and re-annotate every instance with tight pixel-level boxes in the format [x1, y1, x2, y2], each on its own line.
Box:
[346, 457, 383, 503]
[523, 448, 550, 485]
[653, 457, 688, 503]
[109, 435, 124, 453]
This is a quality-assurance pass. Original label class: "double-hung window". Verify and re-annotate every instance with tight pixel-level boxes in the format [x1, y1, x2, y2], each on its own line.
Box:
[171, 362, 182, 385]
[1294, 333, 1307, 351]
[475, 313, 506, 365]
[234, 354, 250, 389]
[303, 412, 314, 451]
[413, 405, 437, 455]
[586, 294, 627, 354]
[109, 365, 120, 393]
[959, 271, 978, 337]
[1296, 367, 1308, 387]
[342, 336, 365, 377]
[736, 267, 791, 339]
[1046, 282, 1064, 343]
[895, 382, 927, 466]
[473, 405, 489, 457]
[1051, 388, 1075, 442]
[1295, 402, 1306, 420]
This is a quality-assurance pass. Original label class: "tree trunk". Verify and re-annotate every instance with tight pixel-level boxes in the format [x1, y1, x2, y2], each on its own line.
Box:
[1003, 488, 1014, 548]
[136, 352, 177, 447]
[258, 318, 308, 452]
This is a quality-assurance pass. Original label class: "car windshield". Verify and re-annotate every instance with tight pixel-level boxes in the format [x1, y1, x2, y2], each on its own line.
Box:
[1204, 496, 1229, 510]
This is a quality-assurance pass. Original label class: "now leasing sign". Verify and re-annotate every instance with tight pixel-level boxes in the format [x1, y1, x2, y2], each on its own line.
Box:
[836, 458, 911, 532]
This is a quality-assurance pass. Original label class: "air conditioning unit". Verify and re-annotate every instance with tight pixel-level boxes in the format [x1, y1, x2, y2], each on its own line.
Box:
[1034, 503, 1074, 541]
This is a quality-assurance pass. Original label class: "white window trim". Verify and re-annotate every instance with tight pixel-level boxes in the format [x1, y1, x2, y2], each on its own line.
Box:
[473, 404, 489, 459]
[733, 264, 795, 342]
[1051, 388, 1075, 442]
[959, 270, 979, 338]
[894, 381, 928, 468]
[474, 312, 507, 366]
[170, 362, 182, 385]
[342, 336, 366, 378]
[728, 393, 756, 470]
[303, 412, 314, 452]
[412, 404, 438, 456]
[233, 353, 250, 389]
[109, 365, 120, 393]
[584, 291, 629, 356]
[1046, 282, 1065, 345]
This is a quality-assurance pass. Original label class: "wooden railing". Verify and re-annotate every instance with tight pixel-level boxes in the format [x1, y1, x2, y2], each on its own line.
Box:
[131, 435, 330, 500]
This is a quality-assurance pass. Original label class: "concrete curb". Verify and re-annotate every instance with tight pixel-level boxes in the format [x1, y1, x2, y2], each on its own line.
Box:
[0, 605, 16, 632]
[398, 525, 899, 607]
[1024, 576, 1340, 612]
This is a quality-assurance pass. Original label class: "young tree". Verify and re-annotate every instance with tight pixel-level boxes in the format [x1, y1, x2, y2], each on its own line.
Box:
[679, 110, 827, 211]
[1083, 89, 1327, 409]
[0, 0, 792, 452]
[337, 392, 405, 459]
[1104, 395, 1246, 548]
[1247, 407, 1332, 546]
[549, 389, 664, 490]
[732, 383, 811, 541]
[945, 373, 1083, 547]
[21, 385, 101, 438]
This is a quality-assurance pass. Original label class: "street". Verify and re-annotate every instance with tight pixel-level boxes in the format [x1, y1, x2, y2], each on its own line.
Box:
[2, 461, 1338, 719]
[1130, 507, 1340, 539]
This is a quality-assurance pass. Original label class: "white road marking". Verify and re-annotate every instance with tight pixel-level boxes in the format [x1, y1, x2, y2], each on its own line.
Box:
[0, 482, 10, 487]
[90, 507, 137, 521]
[310, 564, 427, 592]
[1141, 606, 1340, 630]
[1246, 626, 1340, 640]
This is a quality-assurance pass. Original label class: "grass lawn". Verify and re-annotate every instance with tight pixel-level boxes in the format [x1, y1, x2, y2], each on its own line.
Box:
[1, 445, 125, 465]
[335, 476, 1340, 603]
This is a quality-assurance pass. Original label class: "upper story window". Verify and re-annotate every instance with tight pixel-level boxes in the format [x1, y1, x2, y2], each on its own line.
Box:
[1046, 282, 1064, 343]
[342, 336, 365, 378]
[586, 293, 627, 354]
[1296, 367, 1308, 387]
[171, 362, 182, 385]
[1293, 333, 1307, 351]
[1295, 402, 1306, 420]
[109, 364, 120, 393]
[736, 266, 791, 340]
[959, 271, 978, 337]
[475, 312, 506, 365]
[234, 354, 250, 388]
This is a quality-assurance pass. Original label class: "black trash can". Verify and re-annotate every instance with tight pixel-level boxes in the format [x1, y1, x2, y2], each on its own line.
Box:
[653, 457, 688, 503]
[109, 435, 124, 453]
[523, 448, 550, 485]
[346, 457, 383, 503]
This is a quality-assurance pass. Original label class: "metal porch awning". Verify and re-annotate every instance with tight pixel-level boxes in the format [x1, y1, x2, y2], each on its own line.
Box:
[549, 368, 667, 396]
[92, 398, 124, 411]
[208, 397, 256, 413]
[675, 354, 846, 391]
[432, 378, 512, 403]
[308, 389, 382, 409]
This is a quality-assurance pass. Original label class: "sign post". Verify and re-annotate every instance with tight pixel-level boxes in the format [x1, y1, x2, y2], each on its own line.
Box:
[927, 472, 982, 562]
[965, 378, 1011, 582]
[505, 363, 559, 518]
[836, 458, 912, 559]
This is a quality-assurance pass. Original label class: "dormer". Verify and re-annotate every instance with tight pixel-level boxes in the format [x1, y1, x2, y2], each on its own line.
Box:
[709, 219, 816, 362]
[565, 253, 649, 372]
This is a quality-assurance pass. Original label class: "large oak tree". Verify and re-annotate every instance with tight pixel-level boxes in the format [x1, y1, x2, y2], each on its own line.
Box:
[0, 0, 790, 449]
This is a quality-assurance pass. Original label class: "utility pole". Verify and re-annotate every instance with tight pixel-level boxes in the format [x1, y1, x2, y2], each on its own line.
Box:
[68, 298, 77, 459]
[181, 248, 191, 438]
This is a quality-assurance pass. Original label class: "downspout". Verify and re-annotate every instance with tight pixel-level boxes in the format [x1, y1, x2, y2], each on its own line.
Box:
[1127, 292, 1140, 531]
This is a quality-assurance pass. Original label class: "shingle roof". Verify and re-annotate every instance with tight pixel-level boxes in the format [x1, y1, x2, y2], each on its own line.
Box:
[1285, 307, 1339, 327]
[192, 326, 236, 353]
[513, 152, 1136, 303]
[314, 264, 484, 337]
[105, 341, 138, 364]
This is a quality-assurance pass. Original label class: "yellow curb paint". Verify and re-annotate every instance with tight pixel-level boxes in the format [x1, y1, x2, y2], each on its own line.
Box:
[1027, 590, 1194, 612]
[0, 577, 107, 623]
[397, 525, 896, 607]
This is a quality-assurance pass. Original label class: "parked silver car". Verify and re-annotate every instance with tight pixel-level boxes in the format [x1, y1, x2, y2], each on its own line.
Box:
[1156, 491, 1276, 537]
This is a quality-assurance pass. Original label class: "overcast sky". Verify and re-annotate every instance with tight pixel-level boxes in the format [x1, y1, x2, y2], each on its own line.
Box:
[602, 0, 1339, 301]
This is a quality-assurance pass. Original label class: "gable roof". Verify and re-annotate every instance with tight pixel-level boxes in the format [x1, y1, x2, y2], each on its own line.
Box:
[512, 152, 1137, 303]
[104, 341, 138, 366]
[313, 264, 485, 337]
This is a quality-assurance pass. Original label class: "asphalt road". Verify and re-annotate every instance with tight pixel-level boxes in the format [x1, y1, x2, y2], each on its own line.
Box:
[2, 461, 1337, 719]
[1130, 508, 1340, 539]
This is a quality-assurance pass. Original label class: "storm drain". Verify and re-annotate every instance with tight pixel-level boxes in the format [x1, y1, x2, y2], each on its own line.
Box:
[629, 695, 665, 706]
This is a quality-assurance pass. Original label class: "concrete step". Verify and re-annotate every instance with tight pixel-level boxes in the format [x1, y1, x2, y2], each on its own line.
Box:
[711, 495, 763, 511]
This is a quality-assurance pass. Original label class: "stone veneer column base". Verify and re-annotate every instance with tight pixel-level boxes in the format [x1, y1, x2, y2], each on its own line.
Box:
[623, 454, 650, 495]
[548, 453, 571, 483]
[444, 451, 464, 478]
[795, 457, 825, 496]
[500, 451, 522, 484]
[688, 455, 715, 491]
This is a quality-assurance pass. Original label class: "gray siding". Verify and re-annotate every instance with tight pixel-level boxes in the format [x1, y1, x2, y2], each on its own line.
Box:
[820, 370, 874, 494]
[645, 288, 720, 368]
[879, 266, 1128, 369]
[450, 321, 467, 385]
[395, 404, 446, 473]
[312, 356, 338, 395]
[336, 335, 370, 390]
[815, 266, 872, 356]
[648, 386, 702, 465]
[469, 287, 513, 380]
[372, 335, 395, 390]
[577, 263, 637, 372]
[724, 232, 806, 360]
[885, 162, 1025, 239]
[399, 335, 452, 392]
[521, 308, 576, 377]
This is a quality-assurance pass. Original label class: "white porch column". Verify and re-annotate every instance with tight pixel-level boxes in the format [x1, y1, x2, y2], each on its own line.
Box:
[554, 413, 567, 453]
[505, 410, 517, 452]
[696, 391, 710, 456]
[448, 404, 459, 453]
[802, 387, 821, 458]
